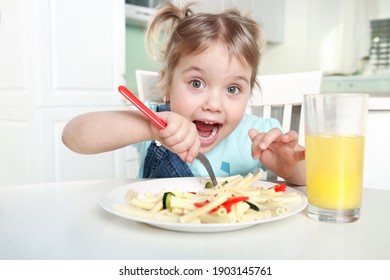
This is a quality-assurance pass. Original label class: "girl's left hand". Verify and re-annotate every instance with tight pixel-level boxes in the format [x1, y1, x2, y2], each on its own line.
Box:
[248, 128, 305, 182]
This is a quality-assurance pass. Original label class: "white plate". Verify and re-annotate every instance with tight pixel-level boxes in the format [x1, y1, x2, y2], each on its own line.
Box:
[99, 177, 307, 233]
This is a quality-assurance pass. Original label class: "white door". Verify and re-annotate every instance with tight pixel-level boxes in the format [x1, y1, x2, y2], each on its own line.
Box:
[0, 0, 127, 186]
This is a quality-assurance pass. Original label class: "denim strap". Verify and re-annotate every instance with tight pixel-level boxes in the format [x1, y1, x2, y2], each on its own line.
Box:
[143, 141, 194, 178]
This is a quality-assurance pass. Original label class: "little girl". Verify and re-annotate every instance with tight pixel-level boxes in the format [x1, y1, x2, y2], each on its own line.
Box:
[62, 1, 306, 185]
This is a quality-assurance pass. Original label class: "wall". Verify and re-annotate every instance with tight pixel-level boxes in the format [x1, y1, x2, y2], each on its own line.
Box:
[125, 0, 390, 76]
[125, 24, 159, 95]
[260, 0, 311, 74]
[368, 0, 390, 19]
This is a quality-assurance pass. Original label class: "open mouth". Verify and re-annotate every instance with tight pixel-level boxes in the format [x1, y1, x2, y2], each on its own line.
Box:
[193, 120, 221, 146]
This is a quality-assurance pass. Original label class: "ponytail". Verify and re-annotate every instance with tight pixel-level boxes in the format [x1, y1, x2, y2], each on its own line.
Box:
[146, 1, 193, 61]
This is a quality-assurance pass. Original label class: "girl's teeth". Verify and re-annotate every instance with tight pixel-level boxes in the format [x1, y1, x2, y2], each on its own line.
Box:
[199, 125, 218, 141]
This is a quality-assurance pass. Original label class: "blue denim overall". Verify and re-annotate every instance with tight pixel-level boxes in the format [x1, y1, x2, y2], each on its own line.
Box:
[142, 103, 194, 178]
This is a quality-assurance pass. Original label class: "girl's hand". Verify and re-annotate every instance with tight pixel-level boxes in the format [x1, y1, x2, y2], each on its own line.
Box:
[248, 128, 306, 185]
[151, 111, 200, 163]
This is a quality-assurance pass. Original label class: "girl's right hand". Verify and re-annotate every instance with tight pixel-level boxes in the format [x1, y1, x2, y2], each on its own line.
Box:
[152, 111, 200, 163]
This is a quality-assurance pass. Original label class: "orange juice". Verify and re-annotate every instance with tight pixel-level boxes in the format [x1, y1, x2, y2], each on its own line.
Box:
[305, 135, 365, 210]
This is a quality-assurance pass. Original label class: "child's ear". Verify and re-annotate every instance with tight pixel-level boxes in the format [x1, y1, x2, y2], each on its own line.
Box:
[159, 70, 170, 102]
[164, 92, 171, 103]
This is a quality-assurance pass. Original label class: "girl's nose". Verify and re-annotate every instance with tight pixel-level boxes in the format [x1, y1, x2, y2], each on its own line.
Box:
[202, 89, 223, 112]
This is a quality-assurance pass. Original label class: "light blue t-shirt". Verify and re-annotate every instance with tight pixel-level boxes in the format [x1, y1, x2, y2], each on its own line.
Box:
[133, 105, 281, 178]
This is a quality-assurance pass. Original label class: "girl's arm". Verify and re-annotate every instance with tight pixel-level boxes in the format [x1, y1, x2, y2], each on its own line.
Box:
[62, 109, 200, 162]
[62, 110, 153, 154]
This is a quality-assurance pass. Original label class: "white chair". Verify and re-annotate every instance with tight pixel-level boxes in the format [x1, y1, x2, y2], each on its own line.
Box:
[248, 71, 323, 145]
[135, 70, 160, 102]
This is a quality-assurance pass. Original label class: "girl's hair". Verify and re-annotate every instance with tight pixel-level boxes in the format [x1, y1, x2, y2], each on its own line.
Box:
[146, 1, 265, 96]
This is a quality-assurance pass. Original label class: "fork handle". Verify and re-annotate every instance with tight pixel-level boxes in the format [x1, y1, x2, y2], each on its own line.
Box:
[118, 85, 166, 130]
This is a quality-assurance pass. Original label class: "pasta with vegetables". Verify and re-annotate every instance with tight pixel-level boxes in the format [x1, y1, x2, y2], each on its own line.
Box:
[113, 171, 301, 224]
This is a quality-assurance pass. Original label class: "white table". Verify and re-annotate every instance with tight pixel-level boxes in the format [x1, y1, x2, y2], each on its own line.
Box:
[1, 179, 389, 260]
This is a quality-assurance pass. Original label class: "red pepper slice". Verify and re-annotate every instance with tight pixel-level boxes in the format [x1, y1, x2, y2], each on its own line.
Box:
[194, 196, 249, 213]
[223, 204, 232, 213]
[208, 196, 249, 213]
[269, 183, 287, 192]
[211, 204, 232, 213]
[223, 196, 249, 205]
[194, 200, 209, 207]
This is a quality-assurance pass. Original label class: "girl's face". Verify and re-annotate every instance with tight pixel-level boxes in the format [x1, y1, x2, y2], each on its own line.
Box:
[168, 43, 252, 153]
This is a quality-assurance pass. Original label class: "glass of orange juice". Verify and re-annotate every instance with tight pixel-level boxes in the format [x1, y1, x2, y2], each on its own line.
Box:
[304, 93, 369, 223]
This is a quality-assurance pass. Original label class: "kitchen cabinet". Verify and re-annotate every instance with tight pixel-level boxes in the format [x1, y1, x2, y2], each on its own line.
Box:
[364, 98, 390, 190]
[0, 0, 129, 186]
[322, 75, 390, 96]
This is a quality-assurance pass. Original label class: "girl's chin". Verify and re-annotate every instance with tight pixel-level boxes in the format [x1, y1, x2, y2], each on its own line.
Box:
[199, 146, 213, 154]
[199, 140, 219, 153]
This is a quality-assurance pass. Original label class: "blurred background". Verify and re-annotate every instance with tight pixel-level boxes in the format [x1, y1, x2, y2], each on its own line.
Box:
[0, 0, 389, 188]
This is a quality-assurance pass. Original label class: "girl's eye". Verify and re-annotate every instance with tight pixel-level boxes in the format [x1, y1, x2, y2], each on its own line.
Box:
[227, 85, 240, 94]
[190, 79, 204, 89]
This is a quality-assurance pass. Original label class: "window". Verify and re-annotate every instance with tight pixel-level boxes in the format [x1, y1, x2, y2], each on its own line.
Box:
[370, 18, 390, 71]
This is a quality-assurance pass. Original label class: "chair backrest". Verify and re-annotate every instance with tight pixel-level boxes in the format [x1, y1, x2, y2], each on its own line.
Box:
[135, 70, 160, 102]
[247, 71, 323, 145]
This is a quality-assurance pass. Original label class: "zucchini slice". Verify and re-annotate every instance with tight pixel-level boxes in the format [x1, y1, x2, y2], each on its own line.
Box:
[162, 192, 175, 209]
[204, 180, 228, 189]
[245, 201, 260, 211]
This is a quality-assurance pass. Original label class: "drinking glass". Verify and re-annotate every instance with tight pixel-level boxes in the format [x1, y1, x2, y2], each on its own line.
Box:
[304, 93, 369, 223]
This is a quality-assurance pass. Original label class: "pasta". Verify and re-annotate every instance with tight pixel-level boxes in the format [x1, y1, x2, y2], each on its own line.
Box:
[113, 171, 302, 224]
